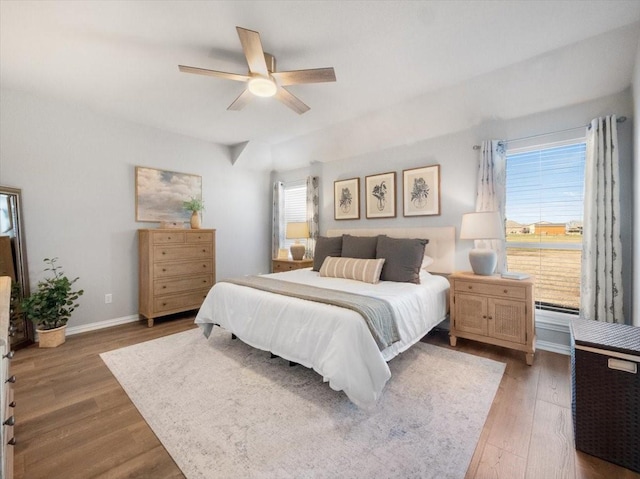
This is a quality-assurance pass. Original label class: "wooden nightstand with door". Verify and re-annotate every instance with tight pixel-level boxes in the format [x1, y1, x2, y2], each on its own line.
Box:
[449, 271, 536, 365]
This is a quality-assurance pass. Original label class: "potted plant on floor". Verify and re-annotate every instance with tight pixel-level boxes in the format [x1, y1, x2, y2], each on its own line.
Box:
[183, 196, 204, 229]
[21, 257, 84, 348]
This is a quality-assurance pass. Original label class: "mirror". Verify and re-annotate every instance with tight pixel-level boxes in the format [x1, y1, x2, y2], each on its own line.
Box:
[0, 186, 34, 348]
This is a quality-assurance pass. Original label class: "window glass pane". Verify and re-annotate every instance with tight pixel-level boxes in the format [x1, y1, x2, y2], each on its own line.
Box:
[505, 141, 585, 314]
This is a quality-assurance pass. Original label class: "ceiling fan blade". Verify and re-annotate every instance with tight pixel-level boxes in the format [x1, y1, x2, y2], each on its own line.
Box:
[178, 65, 250, 82]
[227, 88, 253, 111]
[275, 87, 310, 115]
[236, 27, 269, 76]
[272, 68, 336, 86]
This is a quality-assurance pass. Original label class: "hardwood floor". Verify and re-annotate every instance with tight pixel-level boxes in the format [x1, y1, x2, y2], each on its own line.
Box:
[10, 317, 640, 479]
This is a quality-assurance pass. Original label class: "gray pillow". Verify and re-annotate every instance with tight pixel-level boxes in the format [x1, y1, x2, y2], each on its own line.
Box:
[313, 236, 343, 271]
[341, 234, 383, 259]
[376, 236, 429, 284]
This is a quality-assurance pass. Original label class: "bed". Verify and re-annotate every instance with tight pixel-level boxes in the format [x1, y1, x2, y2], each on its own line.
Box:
[195, 227, 455, 408]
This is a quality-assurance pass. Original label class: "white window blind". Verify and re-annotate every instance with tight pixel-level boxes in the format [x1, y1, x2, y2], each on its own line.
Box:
[505, 139, 586, 314]
[282, 180, 307, 250]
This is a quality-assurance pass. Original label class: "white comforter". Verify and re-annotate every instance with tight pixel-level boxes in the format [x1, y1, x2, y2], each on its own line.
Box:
[195, 269, 449, 408]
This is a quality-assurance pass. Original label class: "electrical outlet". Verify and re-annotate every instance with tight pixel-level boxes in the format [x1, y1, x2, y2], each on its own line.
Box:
[105, 294, 112, 304]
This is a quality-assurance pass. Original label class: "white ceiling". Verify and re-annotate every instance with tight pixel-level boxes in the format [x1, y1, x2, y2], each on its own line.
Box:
[1, 1, 639, 171]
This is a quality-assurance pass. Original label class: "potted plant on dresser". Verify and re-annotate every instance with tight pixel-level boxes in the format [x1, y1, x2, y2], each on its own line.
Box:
[183, 196, 204, 229]
[21, 257, 84, 348]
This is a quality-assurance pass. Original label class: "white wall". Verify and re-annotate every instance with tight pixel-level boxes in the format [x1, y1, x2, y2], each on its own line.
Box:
[0, 88, 272, 330]
[633, 36, 640, 327]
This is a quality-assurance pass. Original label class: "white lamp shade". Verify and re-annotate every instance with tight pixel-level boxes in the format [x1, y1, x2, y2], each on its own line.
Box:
[460, 211, 503, 240]
[286, 222, 309, 239]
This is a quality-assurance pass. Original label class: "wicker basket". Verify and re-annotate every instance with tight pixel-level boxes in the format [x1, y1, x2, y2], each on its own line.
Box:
[37, 325, 67, 348]
[571, 318, 640, 473]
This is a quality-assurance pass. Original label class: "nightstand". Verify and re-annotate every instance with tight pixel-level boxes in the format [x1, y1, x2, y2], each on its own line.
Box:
[272, 258, 313, 273]
[449, 271, 536, 365]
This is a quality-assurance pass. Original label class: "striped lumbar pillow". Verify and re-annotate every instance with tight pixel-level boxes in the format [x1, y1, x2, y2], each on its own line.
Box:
[319, 256, 386, 284]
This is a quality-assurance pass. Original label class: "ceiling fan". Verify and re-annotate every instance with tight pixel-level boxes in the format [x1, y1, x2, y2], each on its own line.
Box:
[178, 26, 336, 115]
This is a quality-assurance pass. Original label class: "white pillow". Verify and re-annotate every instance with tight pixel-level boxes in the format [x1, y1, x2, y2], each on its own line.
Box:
[421, 255, 434, 270]
[319, 256, 385, 284]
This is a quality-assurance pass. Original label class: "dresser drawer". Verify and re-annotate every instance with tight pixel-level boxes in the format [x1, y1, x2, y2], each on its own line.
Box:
[154, 259, 213, 279]
[455, 280, 526, 300]
[154, 289, 209, 314]
[152, 231, 186, 244]
[154, 244, 213, 262]
[186, 231, 214, 243]
[154, 274, 213, 296]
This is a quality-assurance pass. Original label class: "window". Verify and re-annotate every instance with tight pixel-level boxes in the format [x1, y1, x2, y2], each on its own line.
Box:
[281, 180, 307, 251]
[505, 138, 586, 314]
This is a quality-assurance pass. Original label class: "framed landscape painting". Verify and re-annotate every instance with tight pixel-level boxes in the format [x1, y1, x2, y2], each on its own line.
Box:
[135, 166, 202, 222]
[403, 165, 440, 217]
[365, 172, 396, 219]
[334, 177, 360, 220]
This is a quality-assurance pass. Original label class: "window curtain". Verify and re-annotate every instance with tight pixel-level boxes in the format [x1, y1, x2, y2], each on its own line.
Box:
[476, 140, 507, 273]
[272, 181, 284, 259]
[580, 115, 624, 323]
[306, 176, 319, 259]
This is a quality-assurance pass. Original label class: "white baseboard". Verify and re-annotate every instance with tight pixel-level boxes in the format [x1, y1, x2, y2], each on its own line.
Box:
[61, 311, 572, 357]
[66, 314, 141, 336]
[536, 339, 571, 355]
[535, 314, 571, 355]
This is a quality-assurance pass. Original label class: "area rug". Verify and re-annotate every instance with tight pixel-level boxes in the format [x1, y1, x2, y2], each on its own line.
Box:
[100, 328, 505, 479]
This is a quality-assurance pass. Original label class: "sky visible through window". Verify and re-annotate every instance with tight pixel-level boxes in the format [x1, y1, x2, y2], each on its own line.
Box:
[506, 142, 586, 226]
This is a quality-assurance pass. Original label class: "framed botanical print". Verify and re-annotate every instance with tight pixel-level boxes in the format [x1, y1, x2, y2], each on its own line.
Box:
[365, 172, 396, 219]
[135, 166, 202, 222]
[334, 177, 360, 220]
[403, 165, 440, 216]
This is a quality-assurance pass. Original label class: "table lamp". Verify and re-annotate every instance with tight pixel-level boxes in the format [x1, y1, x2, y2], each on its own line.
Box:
[286, 222, 309, 260]
[459, 211, 503, 275]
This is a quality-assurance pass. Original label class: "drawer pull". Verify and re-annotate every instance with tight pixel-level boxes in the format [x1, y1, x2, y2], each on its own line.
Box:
[3, 416, 14, 426]
[162, 268, 167, 272]
[482, 315, 487, 319]
[202, 249, 206, 253]
[162, 251, 166, 255]
[488, 315, 493, 320]
[608, 358, 637, 374]
[503, 289, 508, 293]
[6, 375, 16, 384]
[202, 264, 207, 268]
[162, 302, 167, 307]
[7, 437, 16, 446]
[3, 351, 14, 359]
[168, 237, 171, 240]
[468, 285, 472, 289]
[162, 286, 167, 289]
[9, 401, 15, 408]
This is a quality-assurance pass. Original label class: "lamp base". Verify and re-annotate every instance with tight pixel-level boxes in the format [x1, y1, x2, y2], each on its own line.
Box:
[290, 243, 306, 261]
[469, 248, 497, 276]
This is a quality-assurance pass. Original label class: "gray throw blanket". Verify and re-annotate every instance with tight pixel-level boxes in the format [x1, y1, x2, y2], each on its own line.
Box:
[222, 275, 400, 350]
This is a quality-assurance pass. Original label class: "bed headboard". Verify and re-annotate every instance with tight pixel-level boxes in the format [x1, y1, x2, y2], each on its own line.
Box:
[325, 226, 456, 274]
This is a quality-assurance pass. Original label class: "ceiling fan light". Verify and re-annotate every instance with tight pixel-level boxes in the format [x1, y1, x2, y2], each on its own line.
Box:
[248, 77, 277, 97]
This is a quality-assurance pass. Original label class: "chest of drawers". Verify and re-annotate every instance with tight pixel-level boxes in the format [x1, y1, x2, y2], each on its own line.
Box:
[449, 271, 536, 365]
[138, 229, 216, 326]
